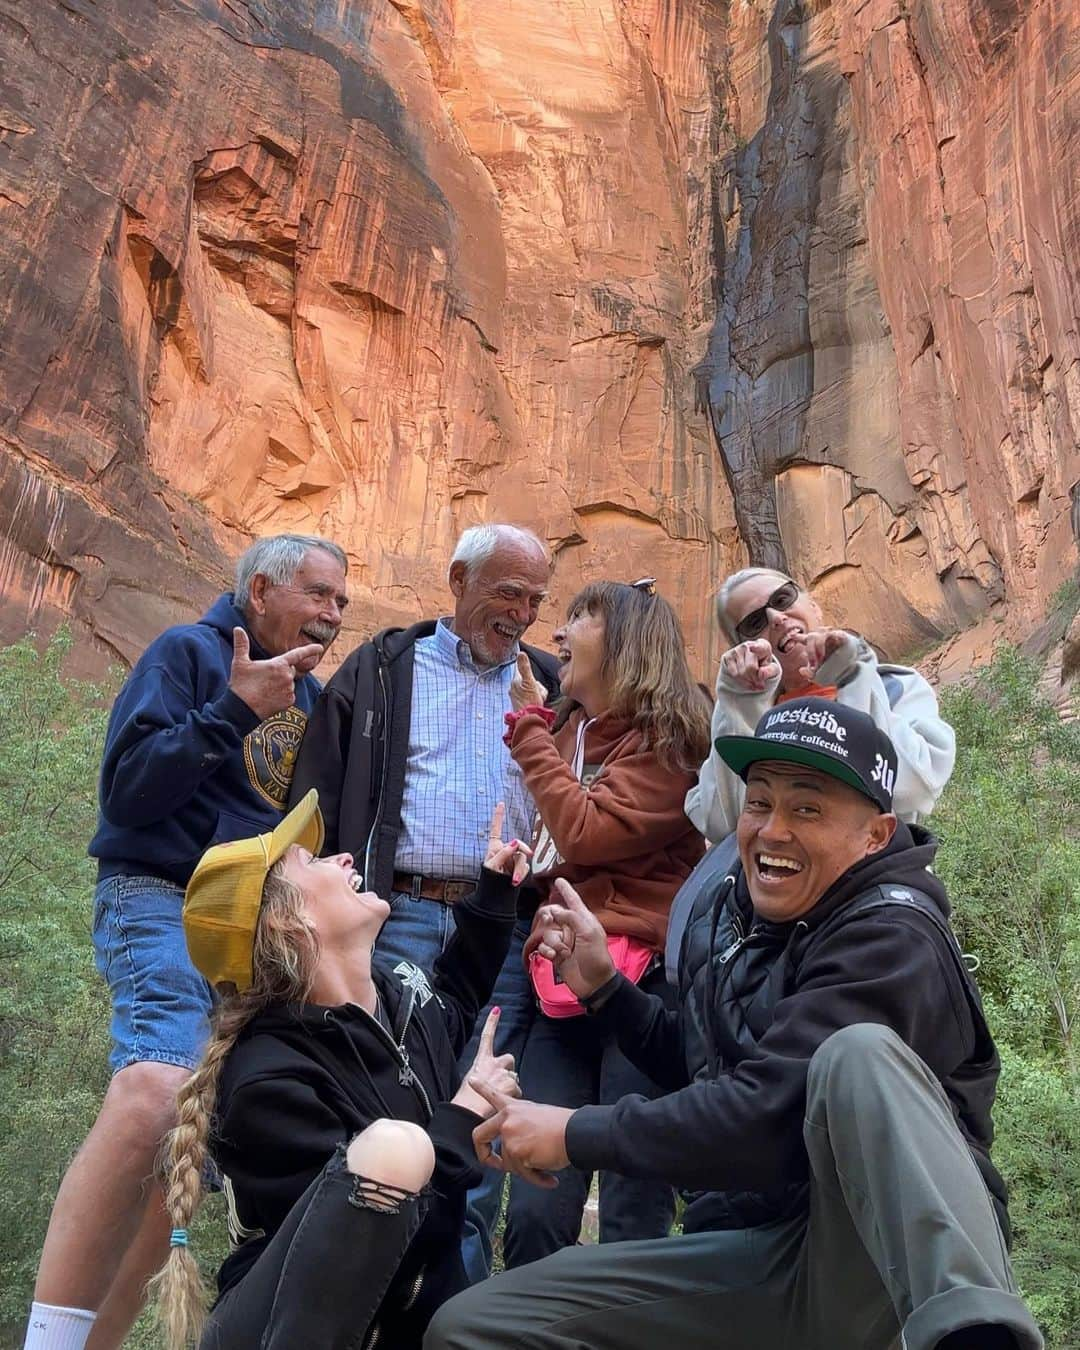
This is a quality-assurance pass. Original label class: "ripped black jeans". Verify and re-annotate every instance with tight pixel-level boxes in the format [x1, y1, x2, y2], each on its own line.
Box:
[200, 1146, 426, 1350]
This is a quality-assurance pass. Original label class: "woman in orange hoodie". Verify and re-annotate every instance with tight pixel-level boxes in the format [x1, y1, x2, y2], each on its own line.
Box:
[499, 579, 711, 1267]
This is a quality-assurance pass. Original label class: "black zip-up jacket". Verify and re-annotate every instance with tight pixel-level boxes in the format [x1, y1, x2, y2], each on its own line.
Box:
[566, 826, 1009, 1239]
[289, 621, 560, 896]
[210, 871, 516, 1346]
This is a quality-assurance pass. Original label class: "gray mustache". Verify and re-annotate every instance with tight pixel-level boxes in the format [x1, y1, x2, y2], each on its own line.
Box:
[302, 621, 338, 646]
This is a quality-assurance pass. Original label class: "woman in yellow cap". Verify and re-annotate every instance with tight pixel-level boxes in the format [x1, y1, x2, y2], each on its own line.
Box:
[151, 790, 529, 1350]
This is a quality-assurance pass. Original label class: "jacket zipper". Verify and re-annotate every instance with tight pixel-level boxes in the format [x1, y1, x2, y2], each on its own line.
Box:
[361, 1262, 425, 1350]
[402, 1266, 426, 1311]
[718, 913, 758, 964]
[363, 656, 392, 889]
[358, 1007, 434, 1117]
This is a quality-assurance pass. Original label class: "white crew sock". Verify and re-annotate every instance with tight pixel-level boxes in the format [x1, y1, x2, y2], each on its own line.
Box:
[23, 1302, 96, 1350]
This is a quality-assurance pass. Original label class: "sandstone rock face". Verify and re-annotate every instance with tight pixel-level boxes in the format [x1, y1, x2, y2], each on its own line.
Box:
[0, 0, 1076, 680]
[0, 0, 736, 676]
[705, 0, 1079, 660]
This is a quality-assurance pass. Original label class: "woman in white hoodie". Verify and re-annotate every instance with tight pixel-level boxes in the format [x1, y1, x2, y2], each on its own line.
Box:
[685, 568, 955, 844]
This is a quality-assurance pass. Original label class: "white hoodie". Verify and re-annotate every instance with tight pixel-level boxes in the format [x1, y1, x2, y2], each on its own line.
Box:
[684, 634, 956, 843]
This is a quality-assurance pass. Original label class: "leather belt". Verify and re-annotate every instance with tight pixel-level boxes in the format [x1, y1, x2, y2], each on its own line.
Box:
[392, 872, 473, 905]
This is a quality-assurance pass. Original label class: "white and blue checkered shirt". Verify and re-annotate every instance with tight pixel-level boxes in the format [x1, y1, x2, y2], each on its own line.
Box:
[394, 619, 535, 880]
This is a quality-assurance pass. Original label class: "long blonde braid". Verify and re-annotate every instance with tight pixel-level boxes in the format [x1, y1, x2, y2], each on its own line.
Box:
[150, 863, 320, 1348]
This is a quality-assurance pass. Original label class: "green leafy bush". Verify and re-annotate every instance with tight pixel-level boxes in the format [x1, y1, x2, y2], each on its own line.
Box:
[0, 633, 228, 1348]
[0, 632, 115, 1339]
[933, 647, 1080, 1347]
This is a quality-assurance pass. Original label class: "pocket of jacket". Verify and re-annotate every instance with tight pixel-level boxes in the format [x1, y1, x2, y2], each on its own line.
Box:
[211, 808, 274, 849]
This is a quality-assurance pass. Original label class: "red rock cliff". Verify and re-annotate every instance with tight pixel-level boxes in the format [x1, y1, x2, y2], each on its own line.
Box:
[0, 0, 1076, 676]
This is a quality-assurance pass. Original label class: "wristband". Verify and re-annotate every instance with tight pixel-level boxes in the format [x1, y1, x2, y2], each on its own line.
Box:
[503, 704, 556, 745]
[580, 971, 622, 1015]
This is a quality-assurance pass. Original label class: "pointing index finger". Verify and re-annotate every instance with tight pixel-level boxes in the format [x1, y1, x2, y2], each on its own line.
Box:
[477, 1005, 501, 1058]
[281, 642, 325, 668]
[469, 1075, 514, 1115]
[487, 801, 506, 850]
[552, 878, 589, 914]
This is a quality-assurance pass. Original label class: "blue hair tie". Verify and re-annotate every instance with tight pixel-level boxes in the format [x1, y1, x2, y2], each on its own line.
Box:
[169, 1228, 189, 1249]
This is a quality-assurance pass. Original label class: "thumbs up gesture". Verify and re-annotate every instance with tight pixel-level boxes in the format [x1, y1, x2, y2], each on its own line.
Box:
[509, 652, 546, 712]
[228, 627, 323, 721]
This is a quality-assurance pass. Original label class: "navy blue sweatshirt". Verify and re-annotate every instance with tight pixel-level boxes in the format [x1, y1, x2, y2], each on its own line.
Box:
[89, 594, 322, 887]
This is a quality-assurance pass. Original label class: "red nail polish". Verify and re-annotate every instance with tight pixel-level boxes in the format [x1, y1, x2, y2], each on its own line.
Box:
[492, 1006, 501, 1014]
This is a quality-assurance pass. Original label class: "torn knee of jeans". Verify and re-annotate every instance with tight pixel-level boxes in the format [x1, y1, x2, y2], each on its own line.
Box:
[348, 1174, 426, 1213]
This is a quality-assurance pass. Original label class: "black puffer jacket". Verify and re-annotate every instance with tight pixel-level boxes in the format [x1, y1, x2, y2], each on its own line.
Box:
[211, 872, 516, 1347]
[565, 825, 1008, 1239]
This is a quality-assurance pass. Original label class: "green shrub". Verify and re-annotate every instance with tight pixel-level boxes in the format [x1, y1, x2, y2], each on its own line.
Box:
[0, 633, 227, 1348]
[933, 647, 1080, 1347]
[0, 632, 115, 1340]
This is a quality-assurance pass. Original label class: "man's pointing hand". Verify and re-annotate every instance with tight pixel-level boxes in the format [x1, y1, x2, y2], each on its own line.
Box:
[470, 1080, 572, 1190]
[229, 627, 322, 721]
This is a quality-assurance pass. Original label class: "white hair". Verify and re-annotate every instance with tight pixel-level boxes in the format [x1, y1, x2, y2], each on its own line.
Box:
[448, 524, 550, 582]
[714, 566, 797, 641]
[234, 534, 348, 608]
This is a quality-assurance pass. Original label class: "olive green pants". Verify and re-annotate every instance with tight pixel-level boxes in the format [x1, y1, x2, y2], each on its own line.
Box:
[425, 1024, 1042, 1350]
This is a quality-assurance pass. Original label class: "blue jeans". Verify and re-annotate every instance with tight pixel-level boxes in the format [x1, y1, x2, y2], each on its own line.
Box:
[376, 894, 535, 1281]
[504, 964, 676, 1268]
[91, 873, 213, 1073]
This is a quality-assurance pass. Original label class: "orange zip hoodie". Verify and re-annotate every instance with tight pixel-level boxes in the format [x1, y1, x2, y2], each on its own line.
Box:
[509, 707, 704, 949]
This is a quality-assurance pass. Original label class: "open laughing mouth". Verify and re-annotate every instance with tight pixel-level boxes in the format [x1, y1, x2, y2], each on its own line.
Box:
[492, 621, 523, 644]
[347, 869, 364, 894]
[755, 853, 805, 881]
[775, 626, 806, 654]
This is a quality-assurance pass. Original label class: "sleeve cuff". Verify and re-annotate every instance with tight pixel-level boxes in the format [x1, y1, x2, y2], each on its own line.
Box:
[815, 633, 863, 687]
[565, 1103, 617, 1173]
[428, 1101, 484, 1156]
[214, 687, 265, 735]
[503, 705, 557, 745]
[463, 867, 519, 919]
[581, 971, 625, 1014]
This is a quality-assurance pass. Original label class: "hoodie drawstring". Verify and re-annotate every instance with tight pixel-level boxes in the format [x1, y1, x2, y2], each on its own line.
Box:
[323, 1010, 400, 1121]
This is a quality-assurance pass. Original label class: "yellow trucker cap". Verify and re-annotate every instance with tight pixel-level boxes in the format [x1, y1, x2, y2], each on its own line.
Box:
[183, 789, 325, 991]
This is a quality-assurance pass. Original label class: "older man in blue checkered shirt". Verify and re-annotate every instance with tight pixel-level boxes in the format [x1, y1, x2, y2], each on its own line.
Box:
[291, 522, 559, 1278]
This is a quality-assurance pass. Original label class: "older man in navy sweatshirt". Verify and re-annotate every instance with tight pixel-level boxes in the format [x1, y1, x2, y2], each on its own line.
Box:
[24, 534, 349, 1350]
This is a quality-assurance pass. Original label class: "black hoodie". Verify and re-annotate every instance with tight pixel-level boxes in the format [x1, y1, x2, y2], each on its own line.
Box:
[565, 825, 1008, 1238]
[210, 871, 516, 1345]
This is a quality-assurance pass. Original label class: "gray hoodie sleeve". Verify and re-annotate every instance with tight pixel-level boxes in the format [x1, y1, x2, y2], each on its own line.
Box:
[684, 658, 779, 843]
[819, 639, 956, 822]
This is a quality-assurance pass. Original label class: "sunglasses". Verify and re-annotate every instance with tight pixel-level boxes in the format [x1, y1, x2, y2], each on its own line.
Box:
[733, 580, 801, 642]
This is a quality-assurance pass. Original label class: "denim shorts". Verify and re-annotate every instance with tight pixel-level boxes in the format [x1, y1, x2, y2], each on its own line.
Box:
[92, 873, 213, 1074]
